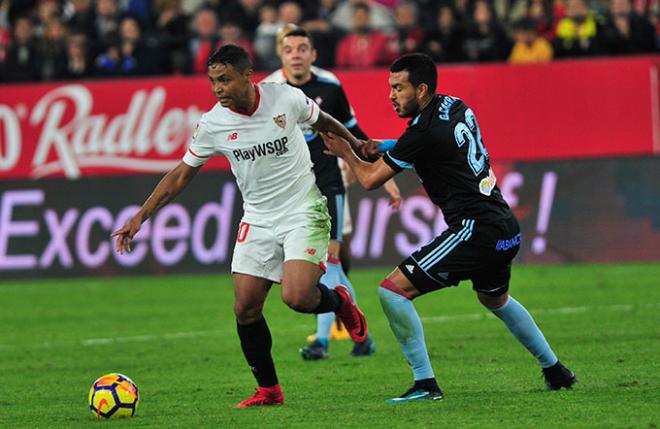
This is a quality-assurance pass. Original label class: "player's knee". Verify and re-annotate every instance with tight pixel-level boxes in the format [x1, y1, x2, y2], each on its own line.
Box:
[477, 291, 508, 310]
[379, 277, 416, 301]
[281, 288, 316, 313]
[233, 301, 264, 324]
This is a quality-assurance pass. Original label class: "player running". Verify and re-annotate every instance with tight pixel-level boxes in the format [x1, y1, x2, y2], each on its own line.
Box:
[322, 53, 576, 403]
[264, 27, 401, 360]
[112, 45, 369, 408]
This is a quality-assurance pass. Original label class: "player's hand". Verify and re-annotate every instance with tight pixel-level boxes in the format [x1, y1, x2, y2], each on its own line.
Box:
[111, 216, 142, 254]
[361, 139, 382, 158]
[384, 179, 402, 210]
[321, 132, 351, 158]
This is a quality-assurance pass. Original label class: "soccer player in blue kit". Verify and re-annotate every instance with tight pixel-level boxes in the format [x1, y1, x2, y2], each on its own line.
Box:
[322, 53, 576, 402]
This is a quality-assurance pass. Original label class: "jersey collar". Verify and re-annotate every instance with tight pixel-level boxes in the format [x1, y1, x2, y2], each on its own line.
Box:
[283, 68, 315, 88]
[408, 94, 439, 126]
[229, 85, 260, 116]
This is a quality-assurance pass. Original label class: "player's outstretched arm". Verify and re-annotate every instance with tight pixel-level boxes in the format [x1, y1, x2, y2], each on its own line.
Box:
[112, 161, 201, 254]
[321, 132, 397, 191]
[312, 110, 363, 155]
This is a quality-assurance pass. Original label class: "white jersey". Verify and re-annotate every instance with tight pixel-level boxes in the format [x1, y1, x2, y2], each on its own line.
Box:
[261, 67, 355, 192]
[183, 82, 320, 225]
[261, 66, 340, 84]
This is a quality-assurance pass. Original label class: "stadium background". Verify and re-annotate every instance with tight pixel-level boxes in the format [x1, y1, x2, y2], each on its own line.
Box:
[1, 1, 659, 428]
[1, 56, 659, 278]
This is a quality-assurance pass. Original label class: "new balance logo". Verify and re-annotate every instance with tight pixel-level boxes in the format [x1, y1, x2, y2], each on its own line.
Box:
[405, 264, 415, 273]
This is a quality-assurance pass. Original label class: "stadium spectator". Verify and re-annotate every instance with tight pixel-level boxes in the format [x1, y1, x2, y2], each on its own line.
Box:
[95, 0, 120, 49]
[95, 15, 160, 76]
[35, 0, 62, 37]
[318, 0, 340, 21]
[278, 1, 303, 25]
[2, 16, 40, 81]
[412, 0, 442, 30]
[118, 0, 151, 20]
[153, 0, 190, 73]
[528, 0, 556, 37]
[189, 7, 219, 74]
[322, 52, 577, 403]
[508, 17, 554, 63]
[0, 26, 8, 65]
[335, 2, 397, 68]
[463, 0, 513, 62]
[302, 15, 344, 69]
[0, 0, 10, 64]
[64, 0, 97, 39]
[331, 0, 395, 33]
[553, 0, 606, 57]
[392, 1, 424, 56]
[219, 0, 263, 38]
[181, 0, 205, 15]
[453, 0, 474, 28]
[253, 3, 279, 70]
[57, 31, 93, 79]
[39, 17, 68, 81]
[601, 0, 657, 53]
[217, 21, 256, 64]
[420, 4, 465, 62]
[94, 34, 121, 76]
[509, 0, 556, 38]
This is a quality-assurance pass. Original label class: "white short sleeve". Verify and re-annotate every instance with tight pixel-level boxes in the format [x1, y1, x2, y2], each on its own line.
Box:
[183, 120, 214, 167]
[288, 86, 320, 125]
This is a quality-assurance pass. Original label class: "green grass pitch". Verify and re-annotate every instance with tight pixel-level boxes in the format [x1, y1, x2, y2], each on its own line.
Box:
[1, 263, 659, 429]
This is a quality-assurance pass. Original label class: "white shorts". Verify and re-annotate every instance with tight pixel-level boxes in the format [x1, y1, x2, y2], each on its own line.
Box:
[231, 188, 330, 283]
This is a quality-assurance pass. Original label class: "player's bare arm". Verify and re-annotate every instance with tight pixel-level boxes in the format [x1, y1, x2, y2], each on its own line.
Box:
[321, 131, 398, 190]
[112, 161, 201, 254]
[384, 178, 402, 209]
[312, 110, 363, 154]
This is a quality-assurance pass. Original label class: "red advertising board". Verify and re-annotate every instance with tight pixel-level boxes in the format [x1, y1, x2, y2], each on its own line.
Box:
[1, 55, 658, 180]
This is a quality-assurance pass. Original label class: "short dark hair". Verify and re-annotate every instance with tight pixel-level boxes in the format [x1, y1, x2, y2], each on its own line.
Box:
[353, 2, 370, 14]
[207, 44, 252, 71]
[281, 28, 314, 48]
[390, 53, 437, 95]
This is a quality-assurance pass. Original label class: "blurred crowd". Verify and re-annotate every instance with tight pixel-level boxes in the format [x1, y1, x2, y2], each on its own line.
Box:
[0, 0, 657, 82]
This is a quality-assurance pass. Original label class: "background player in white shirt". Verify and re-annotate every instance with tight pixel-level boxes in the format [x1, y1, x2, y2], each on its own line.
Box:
[112, 45, 369, 408]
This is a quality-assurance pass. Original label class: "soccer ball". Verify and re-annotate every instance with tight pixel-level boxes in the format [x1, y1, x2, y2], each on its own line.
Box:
[88, 373, 140, 419]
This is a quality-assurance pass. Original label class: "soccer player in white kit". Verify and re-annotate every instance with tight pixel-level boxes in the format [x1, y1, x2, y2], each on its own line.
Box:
[112, 45, 369, 408]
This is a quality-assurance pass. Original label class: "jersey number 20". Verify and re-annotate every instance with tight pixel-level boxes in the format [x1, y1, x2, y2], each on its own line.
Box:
[453, 108, 489, 176]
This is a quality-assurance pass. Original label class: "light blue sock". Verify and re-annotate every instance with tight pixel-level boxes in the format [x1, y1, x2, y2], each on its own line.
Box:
[316, 262, 344, 342]
[491, 296, 558, 368]
[378, 287, 435, 381]
[336, 262, 357, 303]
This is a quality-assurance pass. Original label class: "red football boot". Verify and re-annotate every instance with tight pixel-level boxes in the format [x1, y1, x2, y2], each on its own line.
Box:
[235, 385, 284, 408]
[334, 286, 368, 343]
